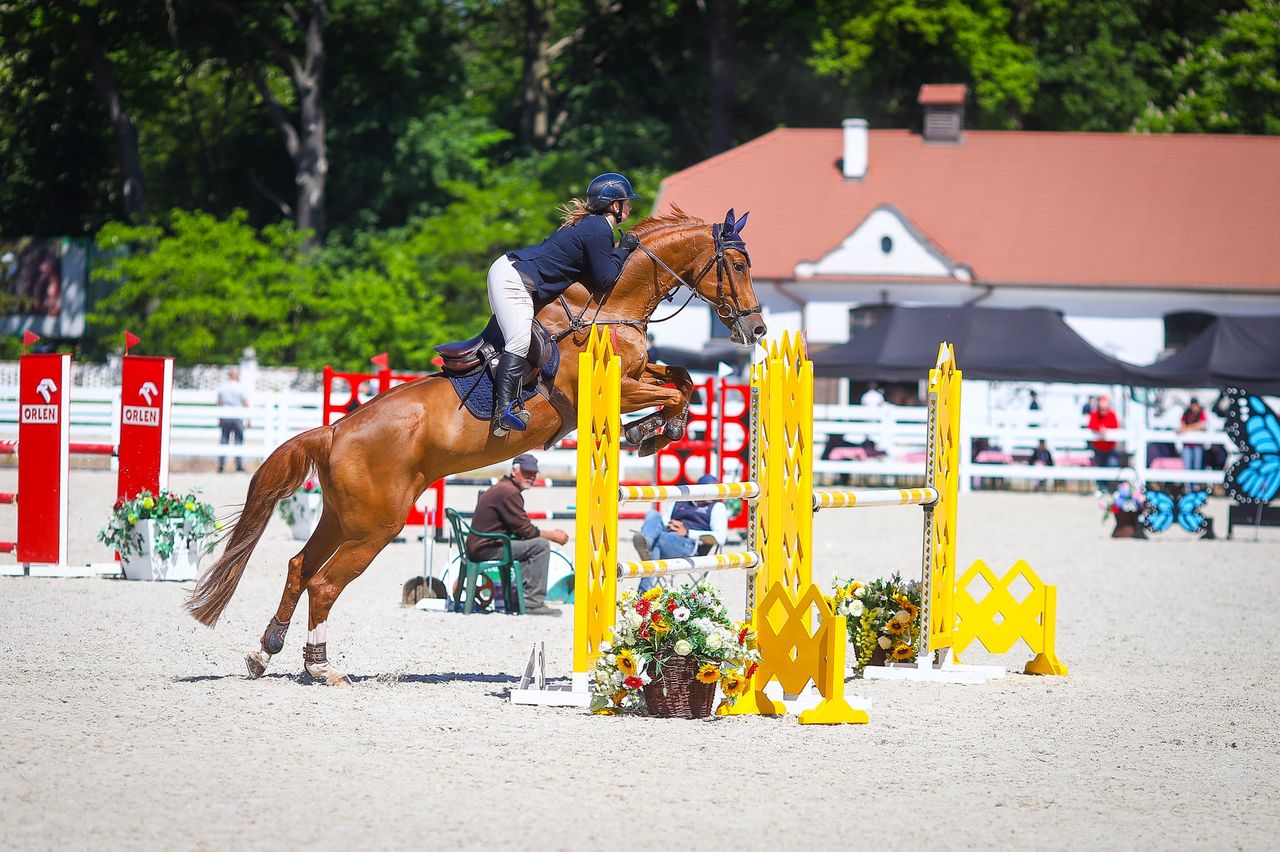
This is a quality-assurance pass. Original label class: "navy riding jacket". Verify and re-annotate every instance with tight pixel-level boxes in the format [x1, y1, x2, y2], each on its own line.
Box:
[508, 215, 630, 306]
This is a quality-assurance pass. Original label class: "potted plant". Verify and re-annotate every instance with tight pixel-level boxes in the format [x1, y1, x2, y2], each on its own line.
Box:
[99, 489, 221, 581]
[1095, 479, 1146, 539]
[831, 573, 922, 673]
[588, 581, 760, 718]
[277, 479, 322, 540]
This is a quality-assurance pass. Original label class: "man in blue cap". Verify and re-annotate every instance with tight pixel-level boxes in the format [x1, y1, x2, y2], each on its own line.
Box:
[632, 473, 729, 593]
[467, 453, 569, 615]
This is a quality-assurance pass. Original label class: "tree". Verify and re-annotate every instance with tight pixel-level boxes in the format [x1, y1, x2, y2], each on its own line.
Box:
[1136, 0, 1280, 134]
[809, 0, 1038, 128]
[205, 0, 330, 245]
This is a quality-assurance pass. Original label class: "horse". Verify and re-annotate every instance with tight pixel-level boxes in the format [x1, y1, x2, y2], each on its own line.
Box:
[185, 207, 766, 685]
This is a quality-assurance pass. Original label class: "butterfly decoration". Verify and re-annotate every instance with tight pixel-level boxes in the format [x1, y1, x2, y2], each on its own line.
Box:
[1223, 388, 1280, 506]
[1141, 489, 1210, 534]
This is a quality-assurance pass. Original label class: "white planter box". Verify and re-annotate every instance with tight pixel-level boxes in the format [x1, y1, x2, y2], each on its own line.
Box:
[120, 519, 205, 582]
[286, 493, 323, 540]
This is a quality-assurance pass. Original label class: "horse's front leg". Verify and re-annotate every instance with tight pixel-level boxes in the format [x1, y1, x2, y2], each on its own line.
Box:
[619, 376, 685, 457]
[642, 363, 695, 441]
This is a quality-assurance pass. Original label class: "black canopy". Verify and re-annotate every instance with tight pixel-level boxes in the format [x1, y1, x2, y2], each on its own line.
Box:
[649, 342, 753, 373]
[809, 306, 1132, 384]
[1126, 315, 1280, 393]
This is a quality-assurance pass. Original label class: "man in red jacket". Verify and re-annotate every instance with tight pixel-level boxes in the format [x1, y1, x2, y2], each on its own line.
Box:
[466, 453, 568, 616]
[1087, 394, 1121, 468]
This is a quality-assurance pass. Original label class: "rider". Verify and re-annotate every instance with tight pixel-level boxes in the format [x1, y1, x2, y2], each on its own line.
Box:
[486, 172, 643, 436]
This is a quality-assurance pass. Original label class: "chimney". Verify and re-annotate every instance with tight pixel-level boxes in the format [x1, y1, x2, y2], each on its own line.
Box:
[918, 84, 966, 143]
[842, 118, 867, 179]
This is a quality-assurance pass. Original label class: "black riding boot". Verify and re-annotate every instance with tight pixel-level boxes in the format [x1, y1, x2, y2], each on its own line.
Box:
[491, 350, 530, 437]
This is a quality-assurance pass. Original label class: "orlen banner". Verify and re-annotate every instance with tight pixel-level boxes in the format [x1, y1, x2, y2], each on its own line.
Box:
[118, 355, 173, 503]
[18, 353, 70, 565]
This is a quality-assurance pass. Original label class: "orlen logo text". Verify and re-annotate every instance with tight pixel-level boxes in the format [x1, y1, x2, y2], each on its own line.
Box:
[21, 405, 59, 424]
[122, 406, 160, 427]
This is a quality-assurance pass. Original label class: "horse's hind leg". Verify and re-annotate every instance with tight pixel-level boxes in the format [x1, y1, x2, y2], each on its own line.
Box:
[246, 512, 342, 679]
[301, 535, 397, 686]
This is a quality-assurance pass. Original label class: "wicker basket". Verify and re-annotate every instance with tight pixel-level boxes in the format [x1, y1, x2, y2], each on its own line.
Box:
[642, 656, 717, 719]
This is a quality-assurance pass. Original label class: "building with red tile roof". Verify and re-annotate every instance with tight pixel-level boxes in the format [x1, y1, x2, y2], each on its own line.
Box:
[648, 86, 1280, 368]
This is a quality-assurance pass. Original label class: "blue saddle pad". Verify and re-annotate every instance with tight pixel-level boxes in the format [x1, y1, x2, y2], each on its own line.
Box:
[445, 322, 559, 421]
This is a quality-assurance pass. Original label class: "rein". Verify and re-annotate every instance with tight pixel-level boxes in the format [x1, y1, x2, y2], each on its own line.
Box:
[551, 225, 760, 343]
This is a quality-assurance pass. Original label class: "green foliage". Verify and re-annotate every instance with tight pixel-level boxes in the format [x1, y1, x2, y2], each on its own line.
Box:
[1136, 0, 1280, 134]
[810, 0, 1038, 127]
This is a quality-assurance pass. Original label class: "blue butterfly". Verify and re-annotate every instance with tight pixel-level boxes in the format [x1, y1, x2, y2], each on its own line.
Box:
[1141, 489, 1209, 534]
[1224, 388, 1280, 505]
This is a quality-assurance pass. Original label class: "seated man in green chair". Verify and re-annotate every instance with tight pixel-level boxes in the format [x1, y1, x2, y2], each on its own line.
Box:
[466, 453, 568, 616]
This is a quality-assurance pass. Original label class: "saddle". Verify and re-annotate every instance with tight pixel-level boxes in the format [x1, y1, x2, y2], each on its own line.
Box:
[435, 316, 551, 383]
[434, 317, 576, 449]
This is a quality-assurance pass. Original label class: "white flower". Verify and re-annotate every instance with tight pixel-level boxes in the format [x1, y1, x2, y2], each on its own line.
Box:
[706, 632, 724, 650]
[606, 654, 616, 665]
[854, 586, 865, 598]
[600, 640, 611, 652]
[674, 639, 693, 656]
[673, 606, 691, 622]
[878, 635, 892, 650]
[627, 612, 643, 628]
[848, 600, 864, 618]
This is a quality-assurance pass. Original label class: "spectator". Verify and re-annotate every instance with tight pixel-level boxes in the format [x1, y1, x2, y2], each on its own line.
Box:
[466, 453, 566, 616]
[1030, 439, 1054, 491]
[1087, 393, 1121, 468]
[1081, 395, 1098, 416]
[632, 473, 728, 594]
[1028, 390, 1040, 411]
[860, 383, 885, 407]
[1178, 397, 1208, 470]
[216, 367, 249, 473]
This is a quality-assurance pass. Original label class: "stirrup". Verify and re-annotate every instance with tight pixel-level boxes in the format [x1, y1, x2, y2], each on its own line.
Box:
[501, 403, 530, 432]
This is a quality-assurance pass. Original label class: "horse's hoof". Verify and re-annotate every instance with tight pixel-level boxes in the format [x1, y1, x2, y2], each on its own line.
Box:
[304, 662, 352, 687]
[637, 435, 658, 457]
[246, 650, 271, 679]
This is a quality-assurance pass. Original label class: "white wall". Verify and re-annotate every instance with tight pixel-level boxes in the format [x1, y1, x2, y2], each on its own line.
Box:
[1062, 316, 1166, 365]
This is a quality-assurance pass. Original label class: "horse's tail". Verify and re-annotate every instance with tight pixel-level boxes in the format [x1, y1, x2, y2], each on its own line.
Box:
[186, 427, 333, 627]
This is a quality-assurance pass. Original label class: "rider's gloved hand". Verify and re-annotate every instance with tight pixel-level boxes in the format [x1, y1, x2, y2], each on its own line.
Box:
[618, 232, 640, 252]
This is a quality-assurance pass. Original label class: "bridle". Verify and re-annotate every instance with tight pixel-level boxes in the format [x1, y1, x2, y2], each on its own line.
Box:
[553, 224, 761, 341]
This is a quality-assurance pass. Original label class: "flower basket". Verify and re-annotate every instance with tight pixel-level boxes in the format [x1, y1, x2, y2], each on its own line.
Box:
[1112, 509, 1146, 539]
[277, 481, 323, 541]
[831, 573, 922, 674]
[120, 519, 203, 581]
[588, 581, 759, 717]
[99, 489, 220, 582]
[643, 656, 717, 719]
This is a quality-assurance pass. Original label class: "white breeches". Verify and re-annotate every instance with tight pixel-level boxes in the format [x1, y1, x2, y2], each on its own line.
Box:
[488, 255, 533, 357]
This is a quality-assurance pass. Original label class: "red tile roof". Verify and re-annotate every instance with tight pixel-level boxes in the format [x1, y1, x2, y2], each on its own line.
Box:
[655, 129, 1280, 290]
[918, 84, 967, 105]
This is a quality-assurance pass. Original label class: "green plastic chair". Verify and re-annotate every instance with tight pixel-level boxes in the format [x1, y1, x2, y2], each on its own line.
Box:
[444, 508, 526, 615]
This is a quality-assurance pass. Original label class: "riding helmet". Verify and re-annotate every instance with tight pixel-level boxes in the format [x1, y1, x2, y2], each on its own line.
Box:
[585, 173, 641, 213]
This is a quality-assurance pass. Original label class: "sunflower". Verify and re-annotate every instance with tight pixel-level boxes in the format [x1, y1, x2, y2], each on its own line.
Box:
[611, 690, 628, 707]
[652, 617, 671, 634]
[696, 663, 720, 684]
[642, 586, 663, 601]
[885, 618, 906, 635]
[616, 648, 638, 676]
[891, 643, 914, 661]
[720, 671, 748, 697]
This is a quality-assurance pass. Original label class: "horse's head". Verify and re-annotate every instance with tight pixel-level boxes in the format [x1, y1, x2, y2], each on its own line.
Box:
[695, 209, 766, 346]
[617, 207, 767, 347]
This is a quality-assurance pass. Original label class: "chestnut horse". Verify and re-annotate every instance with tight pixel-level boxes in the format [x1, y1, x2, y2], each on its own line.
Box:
[186, 208, 766, 685]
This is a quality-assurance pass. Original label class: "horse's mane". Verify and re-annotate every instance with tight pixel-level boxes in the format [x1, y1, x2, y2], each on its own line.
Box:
[630, 205, 706, 239]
